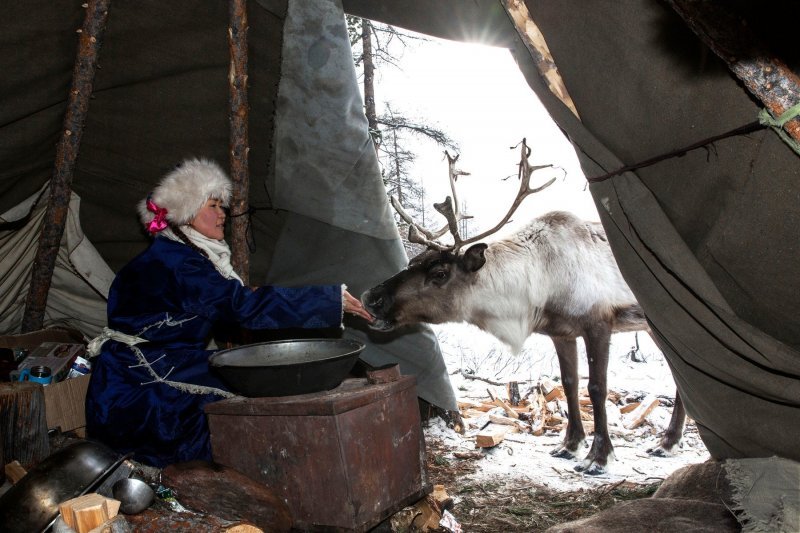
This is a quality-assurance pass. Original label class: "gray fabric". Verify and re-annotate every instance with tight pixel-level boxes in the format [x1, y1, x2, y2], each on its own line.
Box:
[725, 457, 800, 533]
[267, 0, 456, 410]
[271, 0, 398, 240]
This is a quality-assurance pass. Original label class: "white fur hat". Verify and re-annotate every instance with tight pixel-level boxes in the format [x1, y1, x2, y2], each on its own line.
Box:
[138, 158, 232, 229]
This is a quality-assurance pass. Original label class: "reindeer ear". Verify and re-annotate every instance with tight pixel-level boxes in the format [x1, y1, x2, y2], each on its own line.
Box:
[461, 243, 488, 272]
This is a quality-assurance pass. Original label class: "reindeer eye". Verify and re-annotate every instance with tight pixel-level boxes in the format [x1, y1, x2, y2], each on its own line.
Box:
[428, 268, 449, 286]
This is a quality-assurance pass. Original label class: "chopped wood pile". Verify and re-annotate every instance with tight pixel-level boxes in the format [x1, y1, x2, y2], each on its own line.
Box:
[458, 378, 665, 449]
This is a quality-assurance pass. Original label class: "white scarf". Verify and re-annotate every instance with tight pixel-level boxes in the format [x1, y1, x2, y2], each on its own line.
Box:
[162, 227, 244, 285]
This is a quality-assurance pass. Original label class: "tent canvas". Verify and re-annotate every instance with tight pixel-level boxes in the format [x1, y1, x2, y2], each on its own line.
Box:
[1, 0, 799, 494]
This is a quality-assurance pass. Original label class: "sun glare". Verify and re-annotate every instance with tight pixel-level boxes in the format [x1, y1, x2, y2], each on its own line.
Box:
[376, 33, 597, 234]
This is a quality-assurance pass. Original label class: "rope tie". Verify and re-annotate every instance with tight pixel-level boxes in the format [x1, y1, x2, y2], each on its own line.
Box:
[759, 102, 800, 156]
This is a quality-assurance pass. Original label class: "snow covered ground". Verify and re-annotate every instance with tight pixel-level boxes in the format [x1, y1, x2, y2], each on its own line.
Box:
[426, 323, 710, 492]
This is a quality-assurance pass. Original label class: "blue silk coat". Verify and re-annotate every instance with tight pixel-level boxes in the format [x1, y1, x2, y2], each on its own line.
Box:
[85, 237, 343, 467]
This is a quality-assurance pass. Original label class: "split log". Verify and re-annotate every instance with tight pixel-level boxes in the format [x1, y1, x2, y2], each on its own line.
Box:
[488, 413, 528, 431]
[623, 396, 660, 429]
[487, 388, 520, 419]
[453, 451, 484, 460]
[124, 509, 263, 533]
[4, 460, 27, 484]
[476, 425, 510, 448]
[620, 401, 641, 414]
[0, 382, 50, 472]
[457, 399, 494, 412]
[225, 526, 263, 533]
[86, 514, 130, 533]
[506, 381, 521, 406]
[540, 378, 565, 402]
[59, 493, 120, 533]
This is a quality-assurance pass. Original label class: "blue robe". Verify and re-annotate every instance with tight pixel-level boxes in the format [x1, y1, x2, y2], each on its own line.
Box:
[85, 237, 343, 467]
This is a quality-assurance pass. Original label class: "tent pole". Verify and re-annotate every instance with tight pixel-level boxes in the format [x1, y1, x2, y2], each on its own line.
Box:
[667, 0, 800, 143]
[228, 0, 251, 286]
[21, 0, 111, 333]
[501, 0, 580, 120]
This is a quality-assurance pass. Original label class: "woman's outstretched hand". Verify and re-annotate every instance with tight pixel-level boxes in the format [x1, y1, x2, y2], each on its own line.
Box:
[343, 290, 374, 322]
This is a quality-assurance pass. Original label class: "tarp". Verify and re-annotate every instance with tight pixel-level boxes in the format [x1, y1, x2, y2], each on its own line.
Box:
[0, 185, 112, 337]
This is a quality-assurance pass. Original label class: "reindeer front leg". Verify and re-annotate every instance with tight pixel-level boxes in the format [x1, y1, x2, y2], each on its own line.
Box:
[550, 337, 586, 460]
[577, 323, 614, 475]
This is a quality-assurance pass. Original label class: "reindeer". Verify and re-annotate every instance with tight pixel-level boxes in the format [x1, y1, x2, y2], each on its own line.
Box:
[362, 142, 685, 475]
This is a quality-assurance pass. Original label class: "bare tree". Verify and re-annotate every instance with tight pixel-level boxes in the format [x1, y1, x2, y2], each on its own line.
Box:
[347, 16, 461, 249]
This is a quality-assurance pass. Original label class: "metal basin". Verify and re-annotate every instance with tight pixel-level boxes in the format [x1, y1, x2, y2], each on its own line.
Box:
[0, 440, 126, 533]
[209, 338, 365, 397]
[112, 477, 155, 514]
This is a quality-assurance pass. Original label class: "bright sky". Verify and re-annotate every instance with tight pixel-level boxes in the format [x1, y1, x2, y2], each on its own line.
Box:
[374, 34, 599, 238]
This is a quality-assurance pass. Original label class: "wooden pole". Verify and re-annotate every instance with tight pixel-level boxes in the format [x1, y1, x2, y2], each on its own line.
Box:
[228, 0, 251, 286]
[666, 0, 800, 143]
[501, 0, 580, 119]
[21, 0, 111, 333]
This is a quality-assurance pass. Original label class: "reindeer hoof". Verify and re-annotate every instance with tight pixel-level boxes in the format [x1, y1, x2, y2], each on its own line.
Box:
[550, 446, 579, 460]
[646, 445, 671, 457]
[575, 461, 607, 476]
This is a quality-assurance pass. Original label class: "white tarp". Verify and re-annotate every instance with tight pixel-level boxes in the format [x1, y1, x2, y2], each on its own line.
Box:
[0, 184, 112, 337]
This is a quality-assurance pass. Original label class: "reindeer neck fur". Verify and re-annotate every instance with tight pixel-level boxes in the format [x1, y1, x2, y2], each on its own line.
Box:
[458, 211, 638, 354]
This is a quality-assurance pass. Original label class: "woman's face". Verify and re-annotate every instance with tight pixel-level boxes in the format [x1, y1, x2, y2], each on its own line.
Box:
[190, 198, 226, 240]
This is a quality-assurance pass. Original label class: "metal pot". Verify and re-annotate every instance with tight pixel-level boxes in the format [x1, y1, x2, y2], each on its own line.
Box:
[209, 338, 365, 397]
[0, 440, 127, 533]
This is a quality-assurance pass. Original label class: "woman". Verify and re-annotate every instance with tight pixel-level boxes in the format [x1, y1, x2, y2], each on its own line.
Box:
[86, 158, 371, 467]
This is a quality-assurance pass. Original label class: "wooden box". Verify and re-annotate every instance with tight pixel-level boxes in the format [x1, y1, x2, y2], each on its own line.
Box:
[205, 375, 429, 531]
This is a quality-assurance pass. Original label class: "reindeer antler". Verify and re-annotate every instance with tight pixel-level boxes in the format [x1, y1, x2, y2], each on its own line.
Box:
[390, 139, 561, 253]
[447, 138, 560, 252]
[389, 150, 473, 251]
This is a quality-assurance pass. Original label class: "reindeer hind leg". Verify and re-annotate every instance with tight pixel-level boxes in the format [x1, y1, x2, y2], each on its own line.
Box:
[648, 388, 686, 456]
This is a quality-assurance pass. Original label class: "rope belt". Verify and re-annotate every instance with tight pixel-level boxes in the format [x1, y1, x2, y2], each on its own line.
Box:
[87, 327, 147, 357]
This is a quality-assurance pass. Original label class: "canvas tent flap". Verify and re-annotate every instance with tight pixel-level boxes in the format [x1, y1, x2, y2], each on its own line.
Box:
[0, 185, 112, 337]
[508, 0, 800, 461]
[270, 0, 399, 241]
